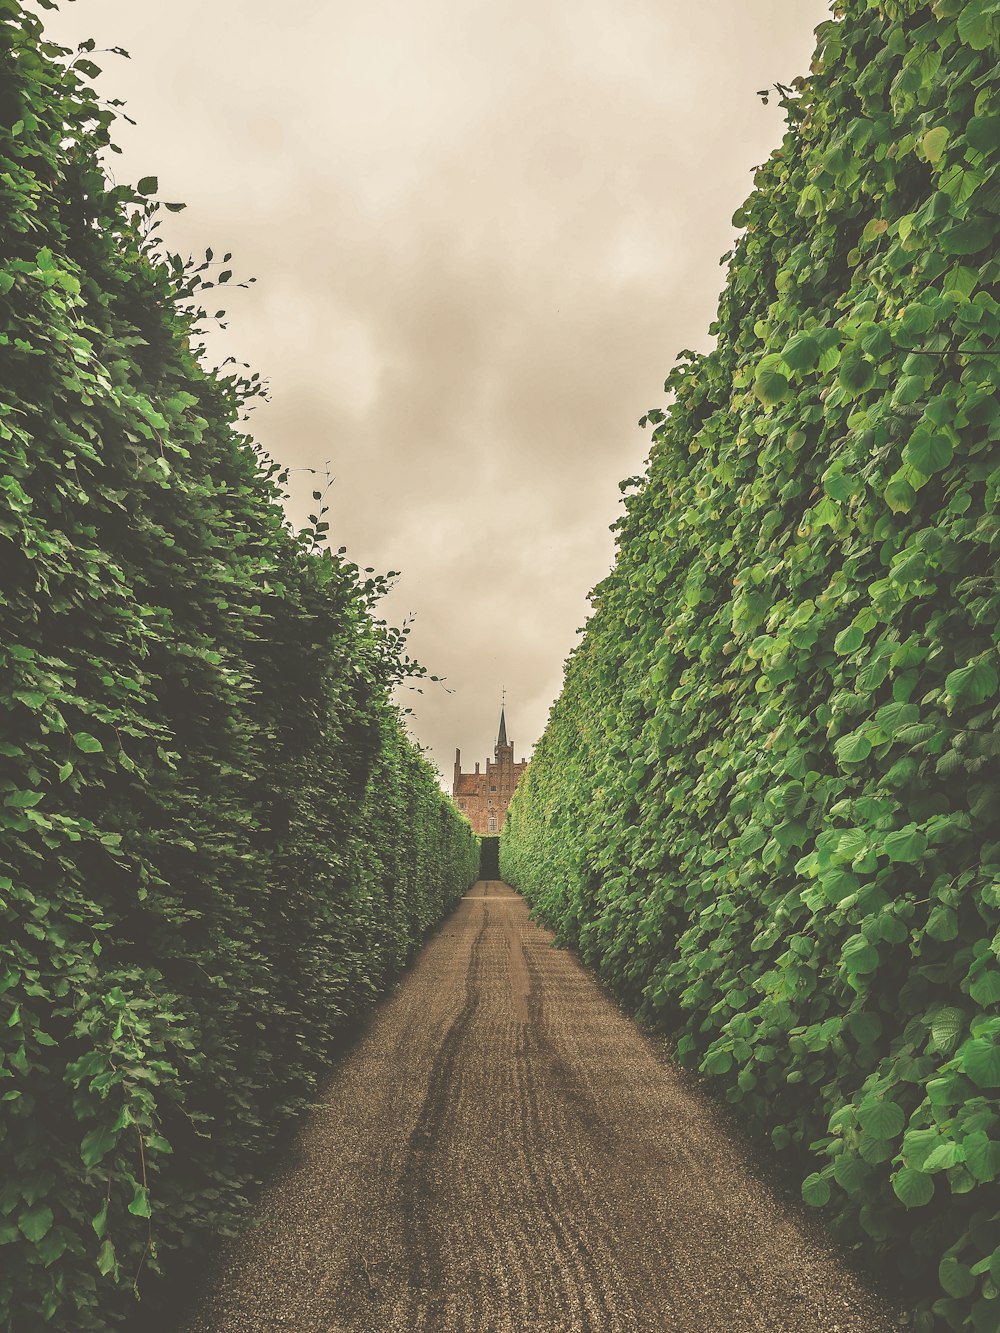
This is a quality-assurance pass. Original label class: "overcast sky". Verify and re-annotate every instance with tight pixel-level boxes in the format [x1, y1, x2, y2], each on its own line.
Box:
[45, 0, 829, 784]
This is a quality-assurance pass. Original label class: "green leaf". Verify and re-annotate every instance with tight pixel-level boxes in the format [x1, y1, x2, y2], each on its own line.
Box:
[920, 127, 949, 165]
[859, 1133, 896, 1166]
[860, 323, 891, 358]
[970, 1130, 1000, 1183]
[943, 217, 996, 256]
[834, 624, 864, 654]
[780, 332, 820, 371]
[823, 469, 859, 502]
[903, 1128, 942, 1170]
[930, 1007, 965, 1053]
[3, 791, 44, 809]
[97, 1238, 116, 1277]
[896, 722, 935, 746]
[939, 1256, 975, 1299]
[884, 476, 916, 513]
[702, 1047, 733, 1075]
[128, 1185, 152, 1218]
[37, 1229, 67, 1267]
[926, 905, 958, 942]
[969, 971, 1000, 1007]
[18, 1204, 53, 1243]
[73, 733, 104, 754]
[927, 1074, 963, 1107]
[796, 183, 823, 218]
[835, 731, 872, 765]
[847, 1012, 881, 1046]
[965, 1132, 1000, 1183]
[923, 1141, 963, 1173]
[883, 825, 927, 864]
[91, 1200, 108, 1238]
[944, 659, 998, 706]
[961, 1038, 1000, 1089]
[835, 829, 868, 863]
[858, 1099, 905, 1140]
[841, 935, 879, 975]
[967, 113, 1000, 155]
[801, 1173, 831, 1206]
[754, 356, 791, 406]
[903, 429, 953, 476]
[838, 352, 875, 396]
[892, 1167, 934, 1208]
[897, 298, 936, 344]
[136, 175, 158, 195]
[833, 1155, 868, 1192]
[80, 1123, 119, 1168]
[822, 868, 860, 905]
[957, 1, 996, 49]
[13, 691, 48, 710]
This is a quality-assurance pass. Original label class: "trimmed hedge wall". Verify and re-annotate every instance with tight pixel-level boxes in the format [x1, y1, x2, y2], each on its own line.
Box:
[502, 2, 1000, 1328]
[0, 5, 477, 1328]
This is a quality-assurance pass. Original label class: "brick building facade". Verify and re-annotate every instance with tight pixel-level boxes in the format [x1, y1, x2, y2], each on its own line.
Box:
[452, 708, 528, 835]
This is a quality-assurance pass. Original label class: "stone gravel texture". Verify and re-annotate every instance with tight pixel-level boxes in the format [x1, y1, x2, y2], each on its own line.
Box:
[183, 881, 907, 1333]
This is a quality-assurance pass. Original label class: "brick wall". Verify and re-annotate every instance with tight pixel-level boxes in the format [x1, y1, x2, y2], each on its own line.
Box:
[452, 739, 527, 835]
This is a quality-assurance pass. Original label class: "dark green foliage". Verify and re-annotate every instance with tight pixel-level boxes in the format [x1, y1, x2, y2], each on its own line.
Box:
[479, 836, 500, 879]
[502, 2, 1000, 1328]
[0, 5, 478, 1327]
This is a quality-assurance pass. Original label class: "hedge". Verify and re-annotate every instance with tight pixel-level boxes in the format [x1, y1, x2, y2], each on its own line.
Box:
[502, 2, 1000, 1328]
[0, 4, 478, 1327]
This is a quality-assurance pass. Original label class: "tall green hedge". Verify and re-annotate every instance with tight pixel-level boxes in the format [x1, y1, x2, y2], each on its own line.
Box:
[502, 1, 1000, 1327]
[0, 4, 477, 1327]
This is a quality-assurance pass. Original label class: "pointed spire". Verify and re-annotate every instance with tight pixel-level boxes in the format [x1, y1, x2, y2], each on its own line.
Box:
[497, 706, 508, 749]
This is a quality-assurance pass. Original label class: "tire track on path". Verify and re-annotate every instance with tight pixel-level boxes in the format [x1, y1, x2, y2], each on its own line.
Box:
[396, 906, 489, 1322]
[184, 880, 905, 1333]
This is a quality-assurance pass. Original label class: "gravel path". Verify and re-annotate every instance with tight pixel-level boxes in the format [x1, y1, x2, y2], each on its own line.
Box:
[184, 880, 904, 1333]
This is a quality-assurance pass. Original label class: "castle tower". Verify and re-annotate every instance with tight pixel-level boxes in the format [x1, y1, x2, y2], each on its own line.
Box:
[452, 705, 528, 835]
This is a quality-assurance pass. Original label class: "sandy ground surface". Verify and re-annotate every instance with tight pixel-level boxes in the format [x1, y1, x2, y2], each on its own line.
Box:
[183, 881, 905, 1333]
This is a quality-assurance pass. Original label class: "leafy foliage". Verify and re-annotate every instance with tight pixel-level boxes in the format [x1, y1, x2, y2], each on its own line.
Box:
[502, 2, 1000, 1328]
[0, 5, 477, 1327]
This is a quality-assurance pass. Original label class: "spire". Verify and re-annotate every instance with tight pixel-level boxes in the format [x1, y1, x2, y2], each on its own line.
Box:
[497, 705, 508, 750]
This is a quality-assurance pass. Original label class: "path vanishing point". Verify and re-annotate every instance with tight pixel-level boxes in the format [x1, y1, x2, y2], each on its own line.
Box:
[185, 881, 903, 1333]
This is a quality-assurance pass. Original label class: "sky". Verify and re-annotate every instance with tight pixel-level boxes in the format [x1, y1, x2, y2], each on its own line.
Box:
[44, 0, 830, 785]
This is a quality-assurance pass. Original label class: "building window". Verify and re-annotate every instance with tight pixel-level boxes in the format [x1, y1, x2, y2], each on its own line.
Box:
[490, 784, 496, 791]
[489, 816, 498, 833]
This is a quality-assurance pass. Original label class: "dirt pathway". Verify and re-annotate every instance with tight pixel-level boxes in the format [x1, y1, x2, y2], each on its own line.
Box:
[185, 881, 903, 1333]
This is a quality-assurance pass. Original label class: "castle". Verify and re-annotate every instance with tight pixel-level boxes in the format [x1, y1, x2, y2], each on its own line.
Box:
[452, 707, 528, 835]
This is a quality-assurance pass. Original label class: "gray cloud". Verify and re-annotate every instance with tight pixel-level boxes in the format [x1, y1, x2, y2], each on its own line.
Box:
[46, 0, 830, 781]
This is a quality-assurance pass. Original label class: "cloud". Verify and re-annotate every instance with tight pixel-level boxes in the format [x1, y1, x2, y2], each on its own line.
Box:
[45, 0, 831, 782]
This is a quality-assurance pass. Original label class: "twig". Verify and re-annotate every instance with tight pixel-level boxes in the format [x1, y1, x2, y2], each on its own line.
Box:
[132, 1127, 153, 1296]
